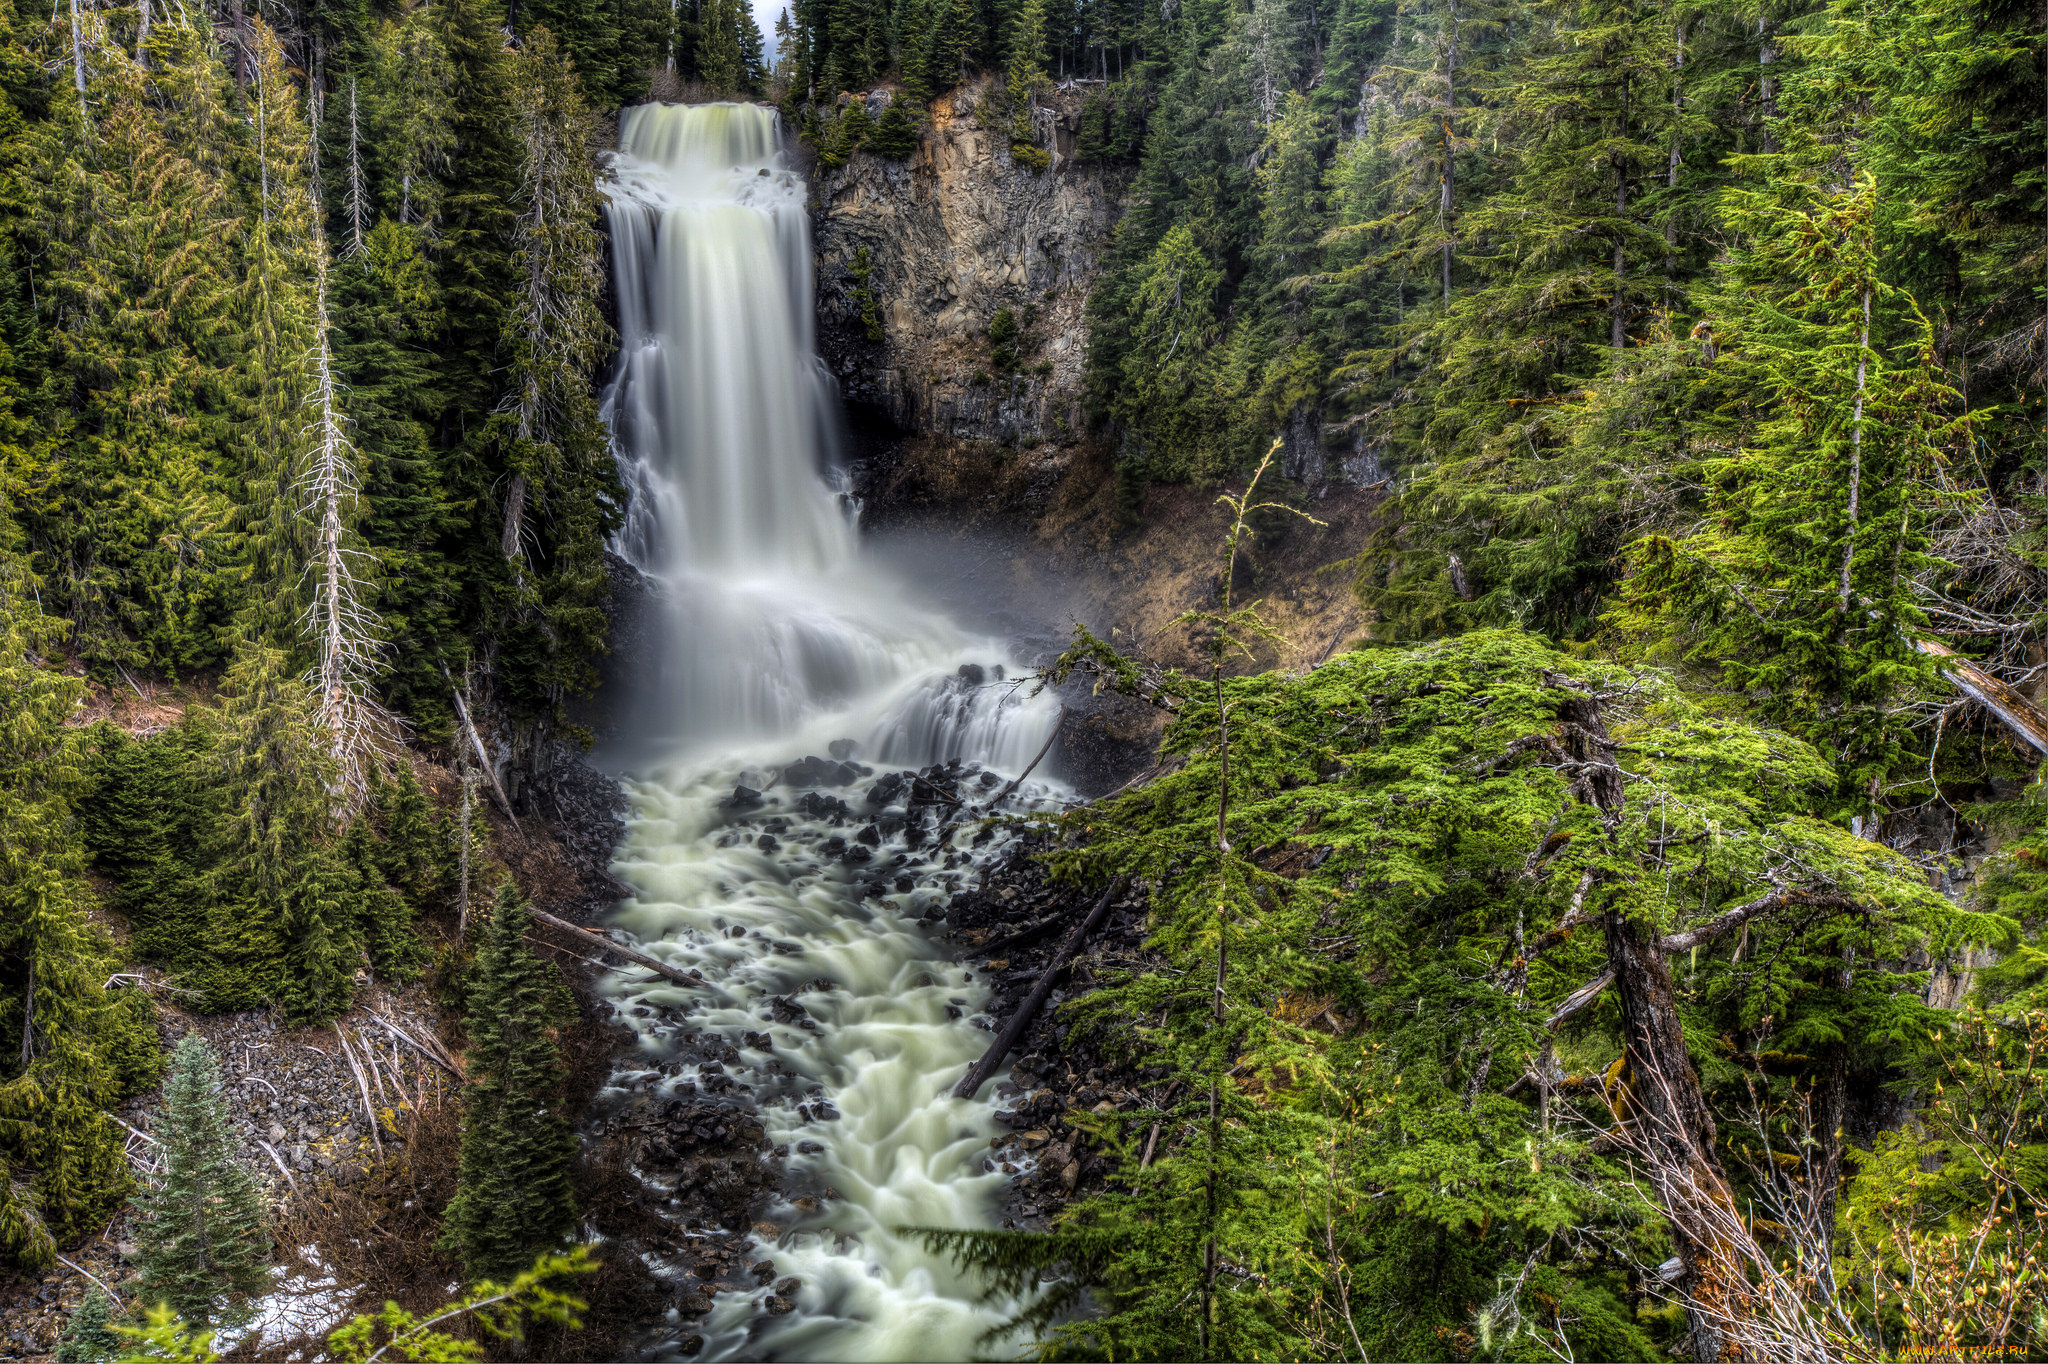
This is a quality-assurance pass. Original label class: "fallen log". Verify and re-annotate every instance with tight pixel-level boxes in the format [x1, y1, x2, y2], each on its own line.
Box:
[441, 669, 521, 831]
[1918, 639, 2048, 758]
[973, 913, 1071, 960]
[982, 718, 1061, 812]
[367, 1013, 464, 1078]
[936, 714, 1064, 845]
[953, 877, 1126, 1100]
[529, 908, 703, 989]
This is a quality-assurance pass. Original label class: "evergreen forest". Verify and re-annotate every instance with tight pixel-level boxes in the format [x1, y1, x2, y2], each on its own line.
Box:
[0, 0, 2040, 1347]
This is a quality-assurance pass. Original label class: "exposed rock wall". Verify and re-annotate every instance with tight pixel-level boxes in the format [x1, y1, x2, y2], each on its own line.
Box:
[811, 81, 1130, 449]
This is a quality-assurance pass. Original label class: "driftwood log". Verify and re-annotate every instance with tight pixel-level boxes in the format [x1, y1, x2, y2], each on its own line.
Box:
[529, 909, 702, 988]
[953, 877, 1126, 1100]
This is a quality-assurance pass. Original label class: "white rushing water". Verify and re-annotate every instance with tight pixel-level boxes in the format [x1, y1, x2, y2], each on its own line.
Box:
[599, 102, 1060, 1361]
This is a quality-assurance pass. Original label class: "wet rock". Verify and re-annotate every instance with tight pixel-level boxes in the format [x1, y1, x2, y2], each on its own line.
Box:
[726, 784, 766, 810]
[764, 1295, 795, 1316]
[774, 1276, 801, 1298]
[957, 663, 987, 686]
[783, 755, 866, 788]
[798, 791, 854, 821]
[828, 739, 861, 759]
[677, 1333, 704, 1354]
[750, 1259, 776, 1282]
[855, 824, 882, 846]
[756, 833, 781, 852]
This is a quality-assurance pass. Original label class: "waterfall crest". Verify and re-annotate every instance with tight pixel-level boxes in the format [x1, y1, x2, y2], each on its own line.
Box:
[598, 103, 1060, 1362]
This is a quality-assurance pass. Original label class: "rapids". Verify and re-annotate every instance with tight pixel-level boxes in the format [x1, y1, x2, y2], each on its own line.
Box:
[597, 102, 1062, 1361]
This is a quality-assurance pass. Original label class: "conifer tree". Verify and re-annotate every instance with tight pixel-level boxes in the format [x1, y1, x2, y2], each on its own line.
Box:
[237, 19, 322, 648]
[331, 217, 459, 735]
[373, 766, 449, 911]
[698, 0, 748, 91]
[342, 819, 424, 985]
[17, 33, 239, 675]
[202, 643, 357, 1021]
[1005, 0, 1052, 167]
[0, 559, 160, 1274]
[488, 27, 620, 724]
[303, 243, 398, 801]
[129, 1032, 271, 1328]
[1626, 171, 1964, 803]
[364, 8, 456, 232]
[867, 100, 922, 157]
[436, 889, 578, 1283]
[56, 1289, 120, 1364]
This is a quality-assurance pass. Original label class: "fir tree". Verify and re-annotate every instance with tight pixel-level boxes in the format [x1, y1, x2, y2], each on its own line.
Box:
[436, 888, 578, 1282]
[342, 818, 425, 984]
[489, 26, 621, 727]
[56, 1289, 120, 1364]
[1005, 0, 1052, 168]
[1626, 171, 1964, 804]
[373, 766, 449, 912]
[202, 642, 357, 1021]
[129, 1032, 271, 1328]
[866, 100, 922, 157]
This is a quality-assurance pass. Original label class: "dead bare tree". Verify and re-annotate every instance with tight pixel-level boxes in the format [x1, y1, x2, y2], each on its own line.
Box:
[343, 76, 368, 258]
[299, 243, 402, 802]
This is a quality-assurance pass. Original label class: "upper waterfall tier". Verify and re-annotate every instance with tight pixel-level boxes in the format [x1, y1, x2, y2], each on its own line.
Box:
[605, 102, 854, 579]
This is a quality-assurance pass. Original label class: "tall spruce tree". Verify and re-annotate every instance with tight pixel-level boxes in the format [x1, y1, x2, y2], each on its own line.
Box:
[436, 888, 578, 1283]
[129, 1032, 271, 1328]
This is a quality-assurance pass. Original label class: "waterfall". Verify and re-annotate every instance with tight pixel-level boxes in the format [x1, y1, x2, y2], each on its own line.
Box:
[598, 102, 1060, 1361]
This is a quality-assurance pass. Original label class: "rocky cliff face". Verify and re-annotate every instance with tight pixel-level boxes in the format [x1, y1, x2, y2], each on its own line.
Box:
[811, 81, 1129, 449]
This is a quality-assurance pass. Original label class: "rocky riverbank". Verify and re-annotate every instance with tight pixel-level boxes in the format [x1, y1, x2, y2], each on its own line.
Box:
[939, 832, 1164, 1228]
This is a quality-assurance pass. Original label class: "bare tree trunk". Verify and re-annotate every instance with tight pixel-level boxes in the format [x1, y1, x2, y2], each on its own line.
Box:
[1806, 1006, 1849, 1308]
[304, 248, 396, 803]
[1664, 22, 1684, 291]
[1563, 684, 1745, 1362]
[1840, 284, 1871, 614]
[1605, 913, 1743, 1364]
[135, 0, 151, 66]
[1758, 17, 1777, 152]
[228, 0, 249, 87]
[345, 79, 368, 257]
[457, 761, 473, 943]
[1439, 0, 1457, 305]
[68, 0, 87, 111]
[1612, 88, 1629, 351]
[18, 964, 33, 1067]
[500, 472, 528, 561]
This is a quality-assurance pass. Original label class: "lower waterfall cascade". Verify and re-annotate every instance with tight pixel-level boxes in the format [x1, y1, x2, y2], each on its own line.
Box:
[597, 101, 1063, 1361]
